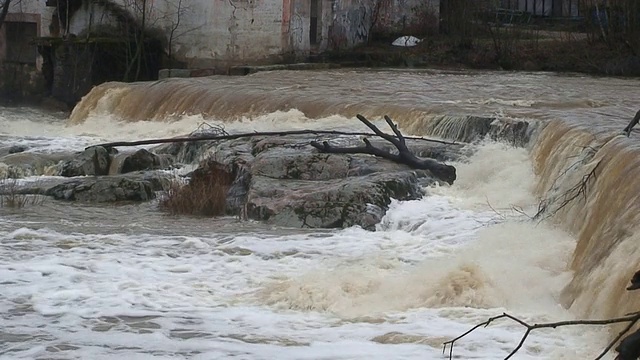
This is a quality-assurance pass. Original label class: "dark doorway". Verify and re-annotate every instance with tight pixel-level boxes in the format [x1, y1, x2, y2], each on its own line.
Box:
[310, 0, 320, 45]
[5, 22, 38, 64]
[552, 0, 563, 17]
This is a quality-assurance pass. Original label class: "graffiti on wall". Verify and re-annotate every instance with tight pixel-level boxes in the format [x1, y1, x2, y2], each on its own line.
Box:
[328, 0, 431, 50]
[290, 12, 304, 50]
[329, 0, 373, 50]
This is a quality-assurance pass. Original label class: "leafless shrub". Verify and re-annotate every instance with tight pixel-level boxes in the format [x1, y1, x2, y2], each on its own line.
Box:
[159, 160, 233, 216]
[0, 178, 46, 209]
[407, 2, 440, 37]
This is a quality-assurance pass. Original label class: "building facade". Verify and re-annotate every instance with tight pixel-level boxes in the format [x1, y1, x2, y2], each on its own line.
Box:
[0, 0, 435, 103]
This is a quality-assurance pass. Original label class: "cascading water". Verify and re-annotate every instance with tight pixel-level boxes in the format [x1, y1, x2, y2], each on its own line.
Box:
[1, 68, 639, 359]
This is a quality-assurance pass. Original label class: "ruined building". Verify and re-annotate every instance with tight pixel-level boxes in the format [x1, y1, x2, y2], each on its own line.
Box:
[0, 0, 437, 105]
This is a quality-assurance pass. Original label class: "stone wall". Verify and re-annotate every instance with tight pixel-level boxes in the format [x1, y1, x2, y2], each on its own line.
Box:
[0, 63, 44, 102]
[50, 42, 93, 106]
[0, 1, 52, 102]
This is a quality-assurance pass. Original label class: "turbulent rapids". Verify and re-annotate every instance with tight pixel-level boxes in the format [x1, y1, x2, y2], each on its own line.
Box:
[2, 69, 640, 359]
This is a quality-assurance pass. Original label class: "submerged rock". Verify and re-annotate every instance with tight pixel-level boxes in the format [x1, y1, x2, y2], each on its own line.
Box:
[8, 145, 27, 154]
[0, 152, 71, 178]
[1, 171, 172, 200]
[119, 149, 173, 174]
[45, 172, 169, 202]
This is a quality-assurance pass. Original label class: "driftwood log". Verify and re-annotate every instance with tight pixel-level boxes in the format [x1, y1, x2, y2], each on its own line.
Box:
[311, 114, 457, 184]
[89, 114, 457, 184]
[90, 129, 455, 150]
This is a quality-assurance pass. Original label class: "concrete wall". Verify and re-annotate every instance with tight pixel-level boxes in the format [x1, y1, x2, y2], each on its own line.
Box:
[0, 0, 53, 101]
[155, 0, 289, 67]
[63, 0, 292, 67]
[3, 0, 439, 70]
[328, 0, 374, 50]
[68, 2, 120, 35]
[6, 0, 54, 38]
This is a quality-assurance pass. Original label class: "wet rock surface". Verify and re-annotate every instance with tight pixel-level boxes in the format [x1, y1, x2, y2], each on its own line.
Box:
[0, 152, 72, 178]
[185, 134, 466, 229]
[119, 149, 174, 174]
[44, 172, 171, 202]
[2, 132, 468, 229]
[61, 146, 112, 177]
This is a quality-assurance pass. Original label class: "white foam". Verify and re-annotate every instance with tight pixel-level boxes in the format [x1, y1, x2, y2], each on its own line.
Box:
[0, 103, 610, 359]
[432, 141, 538, 213]
[0, 140, 608, 359]
[1, 108, 385, 153]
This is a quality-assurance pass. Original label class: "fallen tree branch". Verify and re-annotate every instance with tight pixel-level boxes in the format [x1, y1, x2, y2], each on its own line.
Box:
[623, 109, 640, 136]
[190, 122, 229, 137]
[443, 311, 640, 360]
[534, 160, 601, 221]
[310, 114, 457, 184]
[89, 129, 456, 150]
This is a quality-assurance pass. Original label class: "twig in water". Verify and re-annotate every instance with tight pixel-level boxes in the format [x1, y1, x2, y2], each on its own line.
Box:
[484, 197, 506, 220]
[534, 160, 601, 221]
[443, 312, 640, 360]
[190, 122, 229, 137]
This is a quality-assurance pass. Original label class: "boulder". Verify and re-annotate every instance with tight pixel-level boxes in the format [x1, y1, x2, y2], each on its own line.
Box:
[61, 146, 111, 177]
[119, 149, 173, 174]
[178, 134, 461, 229]
[46, 176, 155, 202]
[246, 171, 427, 230]
[0, 144, 27, 157]
[8, 145, 27, 154]
[153, 138, 212, 164]
[2, 171, 172, 199]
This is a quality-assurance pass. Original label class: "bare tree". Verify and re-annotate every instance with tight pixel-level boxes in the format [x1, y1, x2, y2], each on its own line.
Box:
[165, 0, 183, 74]
[122, 0, 148, 81]
[0, 0, 11, 30]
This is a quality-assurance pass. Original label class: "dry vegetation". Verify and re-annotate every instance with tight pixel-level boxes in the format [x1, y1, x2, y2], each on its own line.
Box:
[159, 160, 233, 216]
[340, 0, 640, 76]
[0, 178, 46, 209]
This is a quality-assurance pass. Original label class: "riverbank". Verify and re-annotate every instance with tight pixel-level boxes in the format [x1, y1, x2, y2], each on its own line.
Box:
[324, 35, 640, 76]
[2, 29, 638, 113]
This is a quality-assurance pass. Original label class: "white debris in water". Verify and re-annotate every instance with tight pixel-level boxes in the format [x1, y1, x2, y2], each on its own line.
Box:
[392, 36, 422, 47]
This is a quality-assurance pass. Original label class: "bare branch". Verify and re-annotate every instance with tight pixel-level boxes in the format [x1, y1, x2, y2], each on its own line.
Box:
[535, 160, 601, 221]
[443, 312, 640, 360]
[313, 114, 457, 184]
[623, 109, 640, 136]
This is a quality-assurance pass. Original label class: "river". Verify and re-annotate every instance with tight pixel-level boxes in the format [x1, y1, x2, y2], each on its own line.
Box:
[2, 68, 640, 359]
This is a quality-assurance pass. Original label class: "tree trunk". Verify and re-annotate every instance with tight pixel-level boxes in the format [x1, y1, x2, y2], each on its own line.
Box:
[0, 0, 11, 30]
